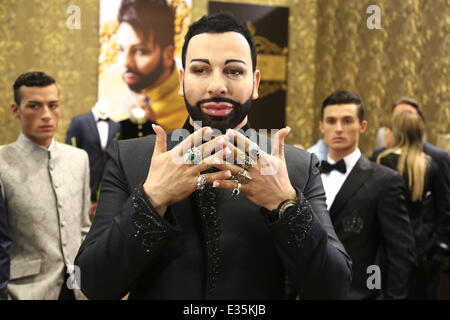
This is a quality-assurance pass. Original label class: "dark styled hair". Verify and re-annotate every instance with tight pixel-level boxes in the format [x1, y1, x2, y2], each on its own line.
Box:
[181, 12, 257, 71]
[118, 0, 174, 48]
[321, 90, 365, 122]
[13, 71, 56, 105]
[392, 97, 425, 122]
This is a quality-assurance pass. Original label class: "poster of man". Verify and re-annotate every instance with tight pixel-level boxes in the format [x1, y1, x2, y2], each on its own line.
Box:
[98, 0, 190, 138]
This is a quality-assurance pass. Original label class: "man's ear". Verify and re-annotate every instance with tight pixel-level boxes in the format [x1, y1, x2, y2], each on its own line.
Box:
[11, 103, 20, 119]
[251, 69, 261, 100]
[178, 68, 184, 97]
[360, 120, 368, 133]
[162, 45, 175, 69]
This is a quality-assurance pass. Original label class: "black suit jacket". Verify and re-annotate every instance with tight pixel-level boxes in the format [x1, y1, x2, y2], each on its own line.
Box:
[329, 156, 416, 300]
[378, 153, 443, 260]
[371, 143, 450, 256]
[0, 187, 10, 300]
[66, 112, 121, 201]
[75, 130, 352, 300]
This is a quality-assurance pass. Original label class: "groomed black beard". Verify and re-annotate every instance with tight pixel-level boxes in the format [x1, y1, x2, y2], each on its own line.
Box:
[184, 95, 253, 134]
[123, 52, 165, 92]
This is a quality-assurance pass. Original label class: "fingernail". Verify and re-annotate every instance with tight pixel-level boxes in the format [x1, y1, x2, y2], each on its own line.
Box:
[225, 170, 231, 178]
[213, 181, 219, 188]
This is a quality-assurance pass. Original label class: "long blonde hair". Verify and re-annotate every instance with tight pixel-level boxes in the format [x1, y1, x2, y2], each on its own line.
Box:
[377, 111, 429, 201]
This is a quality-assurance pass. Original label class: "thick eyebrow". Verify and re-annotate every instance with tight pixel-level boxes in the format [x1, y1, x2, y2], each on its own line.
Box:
[190, 59, 210, 64]
[26, 100, 59, 104]
[225, 59, 246, 65]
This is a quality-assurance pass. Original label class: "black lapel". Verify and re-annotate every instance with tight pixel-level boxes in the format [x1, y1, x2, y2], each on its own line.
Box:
[329, 156, 373, 217]
[87, 112, 102, 148]
[106, 120, 119, 145]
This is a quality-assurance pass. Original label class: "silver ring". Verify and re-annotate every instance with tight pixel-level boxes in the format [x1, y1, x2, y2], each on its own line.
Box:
[248, 143, 260, 159]
[196, 174, 206, 190]
[232, 182, 241, 196]
[184, 147, 201, 164]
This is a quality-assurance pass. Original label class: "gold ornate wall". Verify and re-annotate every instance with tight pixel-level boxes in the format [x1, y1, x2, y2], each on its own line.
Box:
[0, 0, 99, 145]
[2, 0, 449, 154]
[193, 0, 450, 155]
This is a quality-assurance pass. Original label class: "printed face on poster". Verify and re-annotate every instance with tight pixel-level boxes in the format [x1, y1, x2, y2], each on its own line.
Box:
[98, 0, 191, 130]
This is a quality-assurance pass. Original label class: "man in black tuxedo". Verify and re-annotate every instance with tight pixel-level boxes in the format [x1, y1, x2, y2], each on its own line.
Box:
[66, 104, 121, 202]
[75, 13, 352, 300]
[371, 98, 450, 299]
[0, 187, 10, 300]
[318, 91, 416, 299]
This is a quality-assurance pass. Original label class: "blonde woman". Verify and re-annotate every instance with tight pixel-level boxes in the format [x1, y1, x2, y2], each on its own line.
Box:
[376, 111, 445, 299]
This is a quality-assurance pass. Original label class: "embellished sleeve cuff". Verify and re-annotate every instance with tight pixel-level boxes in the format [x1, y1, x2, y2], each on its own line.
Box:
[131, 184, 181, 253]
[263, 191, 313, 249]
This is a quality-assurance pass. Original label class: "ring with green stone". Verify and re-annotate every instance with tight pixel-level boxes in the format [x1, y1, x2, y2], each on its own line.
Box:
[184, 147, 202, 165]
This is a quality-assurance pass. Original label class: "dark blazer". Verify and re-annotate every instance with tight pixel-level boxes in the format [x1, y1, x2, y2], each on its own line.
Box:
[75, 130, 352, 300]
[329, 156, 416, 300]
[371, 143, 450, 257]
[66, 112, 120, 201]
[378, 153, 443, 259]
[0, 187, 10, 300]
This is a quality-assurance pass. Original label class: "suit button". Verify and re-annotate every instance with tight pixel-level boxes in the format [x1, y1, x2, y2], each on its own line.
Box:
[58, 202, 63, 209]
[61, 221, 66, 227]
[54, 183, 59, 189]
[49, 164, 55, 170]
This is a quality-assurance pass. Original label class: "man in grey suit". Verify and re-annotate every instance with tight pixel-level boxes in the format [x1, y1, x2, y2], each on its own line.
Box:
[0, 72, 91, 299]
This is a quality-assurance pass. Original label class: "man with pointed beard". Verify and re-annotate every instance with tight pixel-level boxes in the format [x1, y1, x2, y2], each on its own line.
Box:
[116, 0, 187, 139]
[76, 12, 351, 300]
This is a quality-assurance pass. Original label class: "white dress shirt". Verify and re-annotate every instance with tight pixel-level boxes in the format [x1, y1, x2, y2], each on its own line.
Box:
[91, 109, 109, 150]
[321, 148, 362, 210]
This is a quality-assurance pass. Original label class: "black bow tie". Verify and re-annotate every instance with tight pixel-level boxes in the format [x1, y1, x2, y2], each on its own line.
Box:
[320, 159, 347, 174]
[97, 117, 109, 122]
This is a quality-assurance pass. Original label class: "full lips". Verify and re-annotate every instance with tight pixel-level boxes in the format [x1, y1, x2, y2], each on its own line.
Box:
[123, 73, 140, 84]
[202, 103, 233, 116]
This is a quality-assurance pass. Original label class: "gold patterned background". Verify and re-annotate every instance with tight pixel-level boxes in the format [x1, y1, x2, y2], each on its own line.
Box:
[0, 0, 99, 145]
[1, 0, 449, 155]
